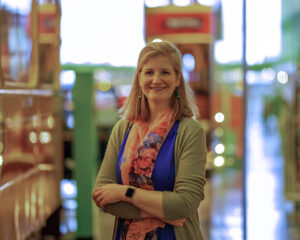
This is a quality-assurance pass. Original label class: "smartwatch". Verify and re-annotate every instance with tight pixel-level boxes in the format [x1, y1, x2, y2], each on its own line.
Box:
[125, 187, 135, 198]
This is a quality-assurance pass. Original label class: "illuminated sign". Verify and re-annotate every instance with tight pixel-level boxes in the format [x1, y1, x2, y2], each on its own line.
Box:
[146, 13, 210, 35]
[145, 4, 212, 44]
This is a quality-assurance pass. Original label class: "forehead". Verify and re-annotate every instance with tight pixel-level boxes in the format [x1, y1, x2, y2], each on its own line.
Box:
[142, 55, 173, 69]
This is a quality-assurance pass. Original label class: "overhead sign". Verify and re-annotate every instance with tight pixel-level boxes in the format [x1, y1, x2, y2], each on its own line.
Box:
[145, 4, 212, 44]
[146, 13, 210, 35]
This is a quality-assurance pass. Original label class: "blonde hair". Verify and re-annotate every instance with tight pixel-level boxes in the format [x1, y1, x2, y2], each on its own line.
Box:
[119, 41, 199, 121]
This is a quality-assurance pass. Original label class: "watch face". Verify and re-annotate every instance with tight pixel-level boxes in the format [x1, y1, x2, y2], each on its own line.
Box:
[125, 187, 135, 198]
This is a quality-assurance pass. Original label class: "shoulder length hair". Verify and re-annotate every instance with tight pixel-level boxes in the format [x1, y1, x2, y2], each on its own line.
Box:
[119, 41, 199, 122]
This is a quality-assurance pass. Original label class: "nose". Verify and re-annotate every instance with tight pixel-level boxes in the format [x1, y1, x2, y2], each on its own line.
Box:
[152, 73, 161, 83]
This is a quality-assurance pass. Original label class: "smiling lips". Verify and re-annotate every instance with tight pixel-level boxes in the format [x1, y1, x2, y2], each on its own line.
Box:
[150, 87, 166, 90]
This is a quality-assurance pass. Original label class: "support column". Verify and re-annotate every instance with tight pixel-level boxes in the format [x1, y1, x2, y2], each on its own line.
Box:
[73, 71, 98, 240]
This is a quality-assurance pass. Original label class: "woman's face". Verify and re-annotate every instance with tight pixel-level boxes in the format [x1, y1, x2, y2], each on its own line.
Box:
[139, 55, 180, 107]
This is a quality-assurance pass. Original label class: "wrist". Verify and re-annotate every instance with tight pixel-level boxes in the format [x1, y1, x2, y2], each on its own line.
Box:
[124, 186, 136, 202]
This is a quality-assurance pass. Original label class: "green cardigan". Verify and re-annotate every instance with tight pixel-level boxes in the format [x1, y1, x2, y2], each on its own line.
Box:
[94, 117, 207, 240]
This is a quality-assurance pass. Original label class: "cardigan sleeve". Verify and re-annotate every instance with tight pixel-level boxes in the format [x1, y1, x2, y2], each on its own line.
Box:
[93, 119, 142, 219]
[162, 119, 207, 220]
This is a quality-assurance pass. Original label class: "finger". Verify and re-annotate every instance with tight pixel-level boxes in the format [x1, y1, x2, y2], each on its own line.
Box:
[93, 187, 103, 195]
[92, 191, 99, 200]
[172, 219, 186, 227]
[163, 220, 180, 227]
[99, 199, 107, 209]
[93, 190, 103, 197]
[92, 192, 101, 201]
[174, 220, 184, 226]
[174, 222, 183, 227]
[97, 195, 104, 204]
[92, 188, 104, 198]
[171, 222, 183, 227]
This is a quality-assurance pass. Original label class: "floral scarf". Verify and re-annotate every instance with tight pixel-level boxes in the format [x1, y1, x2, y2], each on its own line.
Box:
[120, 108, 175, 240]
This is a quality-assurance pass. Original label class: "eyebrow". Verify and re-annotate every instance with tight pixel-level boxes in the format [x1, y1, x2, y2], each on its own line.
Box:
[142, 67, 172, 71]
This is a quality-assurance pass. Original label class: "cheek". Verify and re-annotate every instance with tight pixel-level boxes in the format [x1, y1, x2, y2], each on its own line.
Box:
[139, 81, 145, 90]
[140, 78, 151, 89]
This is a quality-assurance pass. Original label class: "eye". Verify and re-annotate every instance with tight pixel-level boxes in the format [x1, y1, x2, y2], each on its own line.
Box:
[162, 70, 170, 75]
[144, 70, 153, 75]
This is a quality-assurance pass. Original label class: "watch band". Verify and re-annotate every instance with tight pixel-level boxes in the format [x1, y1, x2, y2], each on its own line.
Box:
[125, 187, 135, 198]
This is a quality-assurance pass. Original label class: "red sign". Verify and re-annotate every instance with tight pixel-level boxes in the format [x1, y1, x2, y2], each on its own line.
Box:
[39, 12, 56, 34]
[146, 13, 211, 36]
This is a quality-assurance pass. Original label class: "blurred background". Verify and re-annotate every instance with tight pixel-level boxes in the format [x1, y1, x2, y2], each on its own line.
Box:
[0, 0, 300, 239]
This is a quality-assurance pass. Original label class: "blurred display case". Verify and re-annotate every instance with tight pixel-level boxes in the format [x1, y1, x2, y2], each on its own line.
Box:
[38, 0, 61, 88]
[0, 0, 39, 88]
[0, 0, 63, 239]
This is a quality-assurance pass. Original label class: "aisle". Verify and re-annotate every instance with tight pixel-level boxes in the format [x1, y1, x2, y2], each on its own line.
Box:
[208, 85, 300, 240]
[246, 85, 300, 240]
[209, 168, 243, 240]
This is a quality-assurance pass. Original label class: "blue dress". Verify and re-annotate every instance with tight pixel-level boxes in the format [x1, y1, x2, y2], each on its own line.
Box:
[114, 121, 179, 240]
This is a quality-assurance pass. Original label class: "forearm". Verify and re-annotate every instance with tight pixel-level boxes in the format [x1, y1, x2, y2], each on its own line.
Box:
[162, 175, 206, 220]
[93, 184, 142, 219]
[124, 186, 165, 219]
[94, 183, 164, 219]
[102, 201, 141, 219]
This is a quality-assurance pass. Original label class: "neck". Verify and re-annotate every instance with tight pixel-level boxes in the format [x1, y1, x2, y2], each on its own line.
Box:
[148, 101, 170, 124]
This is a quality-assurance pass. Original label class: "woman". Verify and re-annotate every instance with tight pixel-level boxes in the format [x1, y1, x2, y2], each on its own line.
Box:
[92, 41, 207, 240]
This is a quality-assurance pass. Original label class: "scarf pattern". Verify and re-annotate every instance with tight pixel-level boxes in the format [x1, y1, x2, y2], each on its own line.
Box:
[120, 109, 174, 240]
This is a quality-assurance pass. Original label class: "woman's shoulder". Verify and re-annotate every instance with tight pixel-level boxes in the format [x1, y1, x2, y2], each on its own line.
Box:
[111, 118, 131, 137]
[113, 118, 131, 130]
[178, 117, 203, 131]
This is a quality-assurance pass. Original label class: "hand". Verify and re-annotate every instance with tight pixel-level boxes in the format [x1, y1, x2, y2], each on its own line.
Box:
[92, 184, 126, 209]
[162, 218, 186, 227]
[141, 211, 186, 227]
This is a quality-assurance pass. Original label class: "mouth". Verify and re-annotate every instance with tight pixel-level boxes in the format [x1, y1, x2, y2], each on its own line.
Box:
[150, 87, 166, 90]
